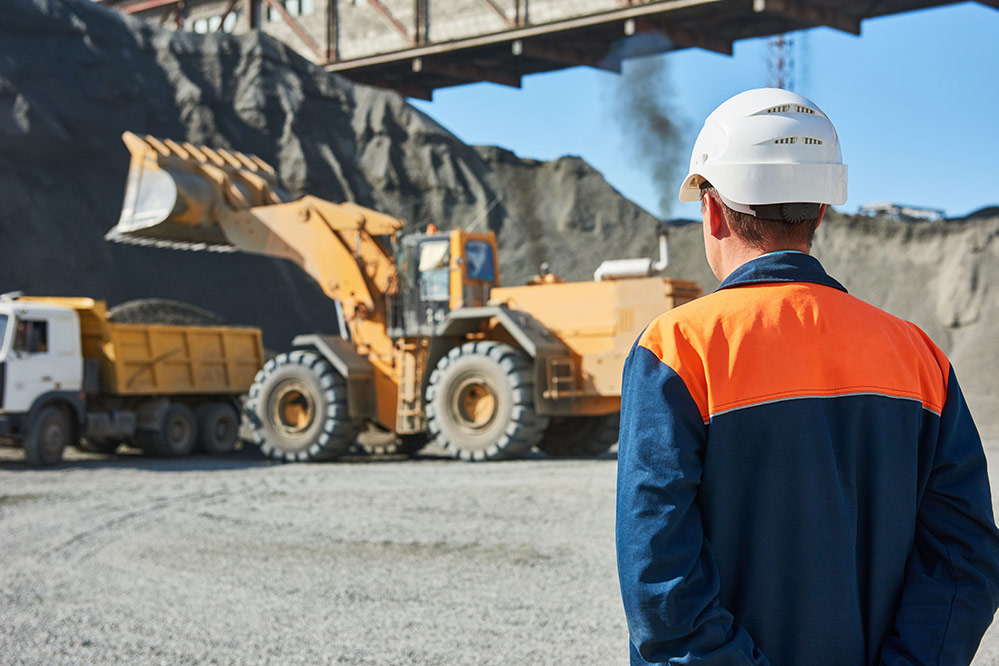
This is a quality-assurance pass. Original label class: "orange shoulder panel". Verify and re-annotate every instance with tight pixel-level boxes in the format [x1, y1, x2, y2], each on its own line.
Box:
[639, 283, 949, 423]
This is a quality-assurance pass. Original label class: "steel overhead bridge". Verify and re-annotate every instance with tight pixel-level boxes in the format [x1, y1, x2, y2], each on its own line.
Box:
[106, 0, 999, 99]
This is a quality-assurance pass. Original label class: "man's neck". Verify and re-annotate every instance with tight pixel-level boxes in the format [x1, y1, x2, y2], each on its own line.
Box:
[716, 245, 810, 281]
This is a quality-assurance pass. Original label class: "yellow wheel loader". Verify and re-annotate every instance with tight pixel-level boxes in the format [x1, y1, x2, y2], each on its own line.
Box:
[108, 132, 700, 462]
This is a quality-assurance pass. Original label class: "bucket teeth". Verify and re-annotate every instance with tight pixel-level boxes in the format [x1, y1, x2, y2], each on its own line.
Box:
[110, 131, 285, 248]
[104, 229, 235, 253]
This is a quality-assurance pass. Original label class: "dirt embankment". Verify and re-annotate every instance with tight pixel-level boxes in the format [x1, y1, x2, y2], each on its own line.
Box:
[0, 0, 995, 434]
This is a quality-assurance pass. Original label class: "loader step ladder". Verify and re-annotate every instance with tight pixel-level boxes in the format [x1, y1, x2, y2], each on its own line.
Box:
[543, 357, 578, 399]
[395, 338, 427, 433]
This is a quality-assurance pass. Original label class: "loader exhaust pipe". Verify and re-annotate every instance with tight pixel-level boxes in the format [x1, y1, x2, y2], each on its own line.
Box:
[651, 221, 670, 272]
[592, 221, 671, 281]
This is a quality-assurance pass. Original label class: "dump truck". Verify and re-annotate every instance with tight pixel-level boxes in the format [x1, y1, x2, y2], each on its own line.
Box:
[0, 295, 264, 465]
[107, 132, 700, 462]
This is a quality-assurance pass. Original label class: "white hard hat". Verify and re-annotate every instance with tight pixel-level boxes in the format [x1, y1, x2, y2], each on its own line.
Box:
[678, 88, 847, 213]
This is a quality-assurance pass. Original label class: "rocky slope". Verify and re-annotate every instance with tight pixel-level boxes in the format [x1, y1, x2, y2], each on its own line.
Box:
[0, 0, 995, 435]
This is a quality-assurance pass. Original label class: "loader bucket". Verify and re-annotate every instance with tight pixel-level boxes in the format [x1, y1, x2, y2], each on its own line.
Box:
[107, 132, 288, 251]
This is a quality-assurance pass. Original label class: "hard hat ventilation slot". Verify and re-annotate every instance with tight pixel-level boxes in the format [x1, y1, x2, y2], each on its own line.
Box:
[773, 137, 823, 145]
[764, 104, 817, 115]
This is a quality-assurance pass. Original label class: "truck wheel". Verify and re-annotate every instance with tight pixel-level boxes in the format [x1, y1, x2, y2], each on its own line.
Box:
[196, 402, 240, 455]
[426, 341, 548, 461]
[537, 412, 620, 458]
[24, 405, 72, 466]
[247, 351, 361, 462]
[137, 403, 197, 457]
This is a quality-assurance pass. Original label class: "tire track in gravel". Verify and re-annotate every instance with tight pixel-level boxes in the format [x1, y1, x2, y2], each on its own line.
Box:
[39, 488, 231, 565]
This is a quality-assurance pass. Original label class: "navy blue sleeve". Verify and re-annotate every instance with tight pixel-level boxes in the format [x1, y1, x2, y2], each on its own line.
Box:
[616, 342, 768, 665]
[880, 367, 999, 665]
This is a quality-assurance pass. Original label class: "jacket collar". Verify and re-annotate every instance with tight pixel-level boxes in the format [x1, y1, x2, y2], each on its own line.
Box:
[716, 251, 848, 293]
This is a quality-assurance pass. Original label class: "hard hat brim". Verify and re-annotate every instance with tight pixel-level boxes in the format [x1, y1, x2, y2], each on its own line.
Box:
[678, 163, 848, 206]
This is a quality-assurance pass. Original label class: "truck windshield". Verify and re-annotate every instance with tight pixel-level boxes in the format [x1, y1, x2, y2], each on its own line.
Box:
[0, 314, 6, 349]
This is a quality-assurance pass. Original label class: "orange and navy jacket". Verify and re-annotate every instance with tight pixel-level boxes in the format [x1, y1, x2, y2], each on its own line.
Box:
[616, 252, 999, 666]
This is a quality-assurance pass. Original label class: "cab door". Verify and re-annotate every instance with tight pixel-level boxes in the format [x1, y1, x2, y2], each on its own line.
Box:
[449, 230, 499, 310]
[3, 311, 82, 412]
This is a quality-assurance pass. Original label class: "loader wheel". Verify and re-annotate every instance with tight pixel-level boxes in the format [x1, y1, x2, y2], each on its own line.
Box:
[426, 342, 548, 461]
[24, 406, 72, 466]
[137, 403, 197, 457]
[247, 351, 362, 462]
[537, 412, 620, 458]
[196, 402, 241, 455]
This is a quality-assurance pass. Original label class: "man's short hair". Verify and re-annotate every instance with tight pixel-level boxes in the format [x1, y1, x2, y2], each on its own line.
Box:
[700, 183, 820, 250]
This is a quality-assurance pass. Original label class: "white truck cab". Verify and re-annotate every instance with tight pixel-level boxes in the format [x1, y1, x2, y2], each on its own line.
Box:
[0, 294, 262, 466]
[0, 298, 84, 415]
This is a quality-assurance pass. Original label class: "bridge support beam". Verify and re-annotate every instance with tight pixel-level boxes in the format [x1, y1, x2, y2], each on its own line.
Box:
[630, 18, 733, 55]
[753, 0, 861, 35]
[513, 40, 621, 72]
[413, 57, 522, 88]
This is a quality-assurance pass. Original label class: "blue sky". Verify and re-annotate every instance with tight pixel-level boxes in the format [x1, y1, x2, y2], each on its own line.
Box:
[411, 1, 999, 221]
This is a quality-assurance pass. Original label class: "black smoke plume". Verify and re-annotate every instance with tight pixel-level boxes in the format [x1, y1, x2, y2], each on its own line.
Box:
[605, 32, 688, 219]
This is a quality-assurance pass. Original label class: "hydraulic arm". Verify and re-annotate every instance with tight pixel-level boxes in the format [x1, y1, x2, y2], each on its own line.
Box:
[108, 132, 404, 353]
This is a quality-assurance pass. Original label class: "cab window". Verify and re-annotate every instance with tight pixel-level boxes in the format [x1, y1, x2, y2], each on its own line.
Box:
[418, 241, 450, 302]
[13, 319, 48, 354]
[465, 240, 495, 282]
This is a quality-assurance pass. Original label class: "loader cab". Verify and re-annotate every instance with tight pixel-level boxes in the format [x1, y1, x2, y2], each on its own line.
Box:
[390, 229, 499, 337]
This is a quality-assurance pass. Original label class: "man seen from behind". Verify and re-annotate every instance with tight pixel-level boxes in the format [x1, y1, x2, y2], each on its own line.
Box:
[616, 88, 999, 665]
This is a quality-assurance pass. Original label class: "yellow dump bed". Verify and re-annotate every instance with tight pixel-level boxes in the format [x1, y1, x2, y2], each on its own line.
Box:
[103, 322, 263, 396]
[20, 296, 264, 396]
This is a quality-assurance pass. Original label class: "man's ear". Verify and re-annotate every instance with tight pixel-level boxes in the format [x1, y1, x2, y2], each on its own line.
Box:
[704, 192, 727, 239]
[816, 204, 827, 228]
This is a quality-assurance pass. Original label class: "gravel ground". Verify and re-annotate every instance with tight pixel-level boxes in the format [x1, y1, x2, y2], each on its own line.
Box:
[0, 443, 625, 665]
[1, 441, 997, 665]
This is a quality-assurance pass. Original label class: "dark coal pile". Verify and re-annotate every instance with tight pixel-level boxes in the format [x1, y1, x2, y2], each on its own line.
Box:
[0, 0, 995, 435]
[106, 298, 226, 326]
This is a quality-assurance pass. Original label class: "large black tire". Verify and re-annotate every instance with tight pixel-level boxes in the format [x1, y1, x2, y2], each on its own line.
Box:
[24, 405, 72, 466]
[196, 402, 241, 455]
[537, 412, 620, 458]
[136, 403, 197, 457]
[426, 341, 548, 461]
[246, 351, 362, 462]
